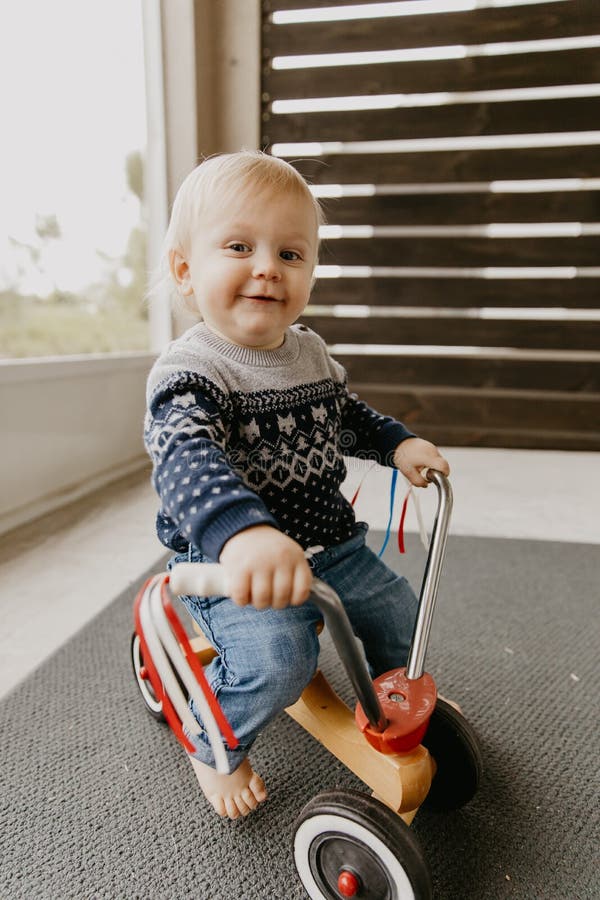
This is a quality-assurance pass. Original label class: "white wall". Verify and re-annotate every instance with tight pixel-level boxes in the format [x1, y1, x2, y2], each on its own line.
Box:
[0, 353, 155, 534]
[193, 0, 261, 158]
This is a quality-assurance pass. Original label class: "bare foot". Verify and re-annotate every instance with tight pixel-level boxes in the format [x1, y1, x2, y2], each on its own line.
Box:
[188, 755, 267, 820]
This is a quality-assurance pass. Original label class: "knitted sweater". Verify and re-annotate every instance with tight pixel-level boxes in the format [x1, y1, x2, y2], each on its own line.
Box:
[144, 323, 414, 560]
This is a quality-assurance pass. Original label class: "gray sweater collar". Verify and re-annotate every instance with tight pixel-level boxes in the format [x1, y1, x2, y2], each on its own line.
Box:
[195, 323, 301, 367]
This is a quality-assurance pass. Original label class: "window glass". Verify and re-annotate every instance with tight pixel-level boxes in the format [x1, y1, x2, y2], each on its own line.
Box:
[0, 1, 148, 358]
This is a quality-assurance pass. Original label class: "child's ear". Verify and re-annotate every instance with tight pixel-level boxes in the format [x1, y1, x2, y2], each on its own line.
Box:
[170, 250, 194, 296]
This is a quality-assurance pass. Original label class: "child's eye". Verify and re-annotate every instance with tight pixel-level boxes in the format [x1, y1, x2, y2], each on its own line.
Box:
[280, 249, 301, 261]
[228, 242, 250, 253]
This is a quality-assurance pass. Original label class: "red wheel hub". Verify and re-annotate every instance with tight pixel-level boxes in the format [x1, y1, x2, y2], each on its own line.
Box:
[139, 665, 149, 680]
[337, 869, 360, 897]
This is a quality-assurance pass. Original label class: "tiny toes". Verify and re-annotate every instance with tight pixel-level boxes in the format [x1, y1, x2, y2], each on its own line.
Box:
[241, 787, 259, 810]
[189, 755, 266, 819]
[225, 797, 241, 819]
[234, 795, 252, 816]
[209, 795, 227, 818]
[249, 775, 267, 801]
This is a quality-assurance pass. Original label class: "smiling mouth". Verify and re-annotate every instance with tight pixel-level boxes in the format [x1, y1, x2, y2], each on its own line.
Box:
[243, 294, 282, 302]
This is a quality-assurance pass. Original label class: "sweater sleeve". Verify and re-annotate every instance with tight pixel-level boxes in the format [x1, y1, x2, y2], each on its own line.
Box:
[144, 372, 278, 560]
[325, 353, 415, 464]
[340, 390, 416, 464]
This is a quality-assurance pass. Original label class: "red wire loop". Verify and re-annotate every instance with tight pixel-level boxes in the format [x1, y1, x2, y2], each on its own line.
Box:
[397, 492, 410, 554]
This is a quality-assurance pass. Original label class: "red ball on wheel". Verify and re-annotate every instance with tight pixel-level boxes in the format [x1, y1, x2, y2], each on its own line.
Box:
[337, 869, 360, 897]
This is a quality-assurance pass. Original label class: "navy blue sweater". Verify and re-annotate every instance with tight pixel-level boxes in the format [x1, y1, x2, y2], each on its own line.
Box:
[144, 324, 414, 561]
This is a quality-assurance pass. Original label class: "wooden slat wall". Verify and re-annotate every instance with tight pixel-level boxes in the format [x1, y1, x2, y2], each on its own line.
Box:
[261, 0, 600, 449]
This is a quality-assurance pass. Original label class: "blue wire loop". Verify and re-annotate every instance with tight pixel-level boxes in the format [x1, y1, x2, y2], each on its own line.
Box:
[378, 468, 398, 558]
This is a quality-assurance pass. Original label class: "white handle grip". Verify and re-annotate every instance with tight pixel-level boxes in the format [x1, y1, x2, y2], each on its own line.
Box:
[169, 562, 228, 598]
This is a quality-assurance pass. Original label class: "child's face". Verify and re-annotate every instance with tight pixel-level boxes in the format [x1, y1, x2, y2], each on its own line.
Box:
[173, 184, 318, 349]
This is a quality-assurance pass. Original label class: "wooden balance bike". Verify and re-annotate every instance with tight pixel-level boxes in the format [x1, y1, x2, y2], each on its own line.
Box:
[131, 470, 483, 899]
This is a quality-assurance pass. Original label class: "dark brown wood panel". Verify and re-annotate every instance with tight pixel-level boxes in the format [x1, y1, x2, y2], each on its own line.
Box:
[400, 424, 600, 450]
[363, 385, 599, 430]
[311, 277, 600, 310]
[271, 94, 600, 145]
[319, 192, 600, 227]
[265, 1, 597, 56]
[334, 353, 600, 392]
[320, 235, 600, 268]
[303, 313, 600, 351]
[265, 96, 600, 144]
[262, 1, 600, 450]
[292, 146, 600, 184]
[263, 48, 600, 103]
[349, 385, 600, 449]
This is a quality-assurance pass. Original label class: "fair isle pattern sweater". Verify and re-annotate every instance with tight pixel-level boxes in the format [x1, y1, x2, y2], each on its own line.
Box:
[144, 323, 415, 561]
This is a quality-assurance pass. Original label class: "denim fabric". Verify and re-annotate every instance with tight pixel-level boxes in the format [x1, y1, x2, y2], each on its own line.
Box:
[168, 522, 418, 771]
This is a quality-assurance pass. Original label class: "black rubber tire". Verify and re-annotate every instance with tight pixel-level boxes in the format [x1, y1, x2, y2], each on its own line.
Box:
[130, 631, 166, 722]
[293, 788, 432, 899]
[421, 698, 484, 812]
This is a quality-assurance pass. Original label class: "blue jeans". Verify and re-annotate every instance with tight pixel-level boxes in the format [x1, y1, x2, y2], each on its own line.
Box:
[168, 522, 418, 771]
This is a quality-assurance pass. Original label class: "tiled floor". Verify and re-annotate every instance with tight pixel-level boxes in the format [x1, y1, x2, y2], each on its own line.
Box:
[1, 448, 598, 700]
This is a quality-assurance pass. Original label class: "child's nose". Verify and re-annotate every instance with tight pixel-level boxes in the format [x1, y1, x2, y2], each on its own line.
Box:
[252, 252, 282, 281]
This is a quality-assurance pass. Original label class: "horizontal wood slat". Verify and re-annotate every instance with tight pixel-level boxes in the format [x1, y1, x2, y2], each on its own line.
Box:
[263, 48, 600, 103]
[363, 385, 599, 431]
[320, 235, 600, 267]
[348, 385, 600, 450]
[395, 426, 599, 450]
[265, 1, 597, 56]
[265, 95, 600, 144]
[311, 277, 600, 310]
[319, 192, 600, 226]
[334, 353, 600, 392]
[292, 146, 600, 184]
[264, 99, 600, 150]
[302, 314, 600, 351]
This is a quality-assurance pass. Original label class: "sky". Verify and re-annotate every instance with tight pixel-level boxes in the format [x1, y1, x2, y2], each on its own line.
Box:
[0, 0, 146, 295]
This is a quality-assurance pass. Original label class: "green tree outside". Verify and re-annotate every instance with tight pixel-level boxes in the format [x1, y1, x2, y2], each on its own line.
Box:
[0, 151, 149, 359]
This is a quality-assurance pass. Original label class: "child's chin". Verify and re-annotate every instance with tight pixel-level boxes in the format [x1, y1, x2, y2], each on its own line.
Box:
[244, 329, 285, 349]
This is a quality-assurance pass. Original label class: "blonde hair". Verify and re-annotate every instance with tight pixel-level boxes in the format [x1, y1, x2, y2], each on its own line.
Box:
[152, 150, 324, 308]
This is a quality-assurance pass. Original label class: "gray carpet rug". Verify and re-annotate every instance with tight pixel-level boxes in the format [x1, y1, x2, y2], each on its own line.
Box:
[1, 533, 598, 899]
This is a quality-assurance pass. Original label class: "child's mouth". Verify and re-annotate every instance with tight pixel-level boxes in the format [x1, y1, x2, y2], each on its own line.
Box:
[245, 294, 280, 303]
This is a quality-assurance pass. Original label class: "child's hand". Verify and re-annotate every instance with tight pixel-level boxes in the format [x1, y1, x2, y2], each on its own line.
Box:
[393, 437, 450, 488]
[219, 525, 312, 610]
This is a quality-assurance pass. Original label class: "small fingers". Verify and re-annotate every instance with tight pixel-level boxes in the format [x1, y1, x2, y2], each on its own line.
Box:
[429, 455, 450, 476]
[229, 570, 252, 607]
[413, 467, 430, 488]
[419, 458, 450, 485]
[411, 459, 450, 488]
[402, 466, 429, 488]
[437, 459, 451, 476]
[249, 571, 273, 610]
[270, 567, 294, 610]
[290, 562, 312, 606]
